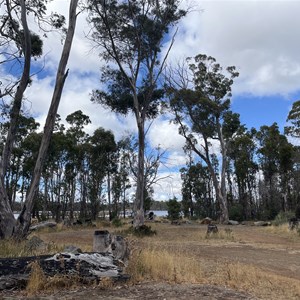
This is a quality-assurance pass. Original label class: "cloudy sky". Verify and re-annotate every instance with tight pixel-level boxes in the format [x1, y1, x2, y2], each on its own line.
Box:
[6, 0, 300, 201]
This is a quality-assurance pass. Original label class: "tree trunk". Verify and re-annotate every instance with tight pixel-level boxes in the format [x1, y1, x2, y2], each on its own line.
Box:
[13, 0, 79, 240]
[0, 0, 31, 239]
[107, 171, 112, 220]
[133, 119, 145, 228]
[217, 123, 229, 224]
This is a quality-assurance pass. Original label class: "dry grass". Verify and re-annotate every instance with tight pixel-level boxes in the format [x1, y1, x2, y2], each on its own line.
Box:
[0, 239, 29, 257]
[26, 261, 81, 296]
[127, 248, 204, 284]
[212, 261, 300, 299]
[2, 221, 299, 299]
[123, 222, 300, 299]
[265, 223, 300, 239]
[26, 261, 47, 295]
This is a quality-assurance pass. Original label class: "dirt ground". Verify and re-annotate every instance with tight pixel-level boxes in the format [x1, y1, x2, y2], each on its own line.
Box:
[1, 223, 300, 299]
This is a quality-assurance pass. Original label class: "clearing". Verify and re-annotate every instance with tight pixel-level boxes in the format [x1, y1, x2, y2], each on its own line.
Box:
[1, 222, 300, 299]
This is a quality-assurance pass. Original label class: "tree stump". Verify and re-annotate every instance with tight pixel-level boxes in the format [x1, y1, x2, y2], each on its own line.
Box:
[93, 230, 129, 263]
[206, 224, 218, 236]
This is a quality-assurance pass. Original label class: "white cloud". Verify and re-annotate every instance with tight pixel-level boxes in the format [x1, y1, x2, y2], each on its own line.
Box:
[148, 116, 186, 152]
[169, 0, 300, 97]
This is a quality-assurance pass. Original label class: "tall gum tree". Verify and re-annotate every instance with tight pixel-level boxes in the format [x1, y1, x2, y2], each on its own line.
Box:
[0, 0, 35, 238]
[168, 54, 241, 224]
[87, 0, 186, 228]
[13, 0, 79, 239]
[0, 0, 79, 239]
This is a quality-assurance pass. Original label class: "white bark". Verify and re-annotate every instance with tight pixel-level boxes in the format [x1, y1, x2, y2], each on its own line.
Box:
[13, 0, 79, 239]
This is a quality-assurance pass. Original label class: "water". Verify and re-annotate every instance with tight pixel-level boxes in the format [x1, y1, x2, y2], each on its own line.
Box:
[149, 210, 168, 217]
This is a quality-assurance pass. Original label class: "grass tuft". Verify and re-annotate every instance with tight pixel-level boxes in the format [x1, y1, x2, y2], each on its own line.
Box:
[0, 239, 28, 257]
[26, 261, 47, 295]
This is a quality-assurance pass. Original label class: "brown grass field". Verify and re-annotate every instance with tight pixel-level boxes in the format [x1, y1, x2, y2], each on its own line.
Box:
[1, 220, 300, 299]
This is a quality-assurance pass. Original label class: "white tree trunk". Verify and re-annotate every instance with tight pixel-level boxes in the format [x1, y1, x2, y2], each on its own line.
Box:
[13, 0, 79, 239]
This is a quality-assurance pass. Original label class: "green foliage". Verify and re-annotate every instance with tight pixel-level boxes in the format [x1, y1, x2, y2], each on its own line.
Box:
[180, 161, 214, 219]
[272, 211, 295, 226]
[285, 100, 300, 138]
[229, 203, 244, 222]
[167, 197, 181, 220]
[111, 217, 123, 228]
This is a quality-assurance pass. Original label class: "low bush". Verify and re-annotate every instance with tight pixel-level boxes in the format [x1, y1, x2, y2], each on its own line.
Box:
[111, 218, 123, 227]
[123, 225, 157, 237]
[272, 211, 295, 226]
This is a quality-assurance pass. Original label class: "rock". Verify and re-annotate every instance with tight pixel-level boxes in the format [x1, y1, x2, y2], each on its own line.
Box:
[25, 236, 47, 252]
[200, 217, 212, 224]
[228, 220, 239, 225]
[29, 221, 57, 231]
[254, 221, 271, 226]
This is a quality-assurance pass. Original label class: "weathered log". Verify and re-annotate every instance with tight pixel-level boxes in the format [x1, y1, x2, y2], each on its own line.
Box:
[0, 252, 128, 291]
[29, 221, 57, 231]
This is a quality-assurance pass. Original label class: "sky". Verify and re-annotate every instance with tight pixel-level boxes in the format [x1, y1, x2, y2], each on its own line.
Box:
[3, 0, 300, 201]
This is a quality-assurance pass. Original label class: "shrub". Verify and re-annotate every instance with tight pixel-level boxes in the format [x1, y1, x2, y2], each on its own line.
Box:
[229, 203, 244, 222]
[126, 225, 157, 237]
[272, 211, 295, 226]
[167, 197, 181, 221]
[111, 217, 123, 227]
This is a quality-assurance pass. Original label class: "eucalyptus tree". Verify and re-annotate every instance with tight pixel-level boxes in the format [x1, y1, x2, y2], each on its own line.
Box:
[256, 123, 294, 218]
[285, 100, 300, 139]
[285, 100, 300, 211]
[111, 138, 132, 218]
[13, 0, 80, 239]
[0, 115, 40, 206]
[0, 0, 78, 239]
[87, 0, 186, 227]
[88, 127, 117, 220]
[119, 134, 167, 215]
[0, 0, 37, 238]
[180, 162, 214, 219]
[168, 54, 241, 223]
[65, 110, 91, 220]
[228, 128, 258, 219]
